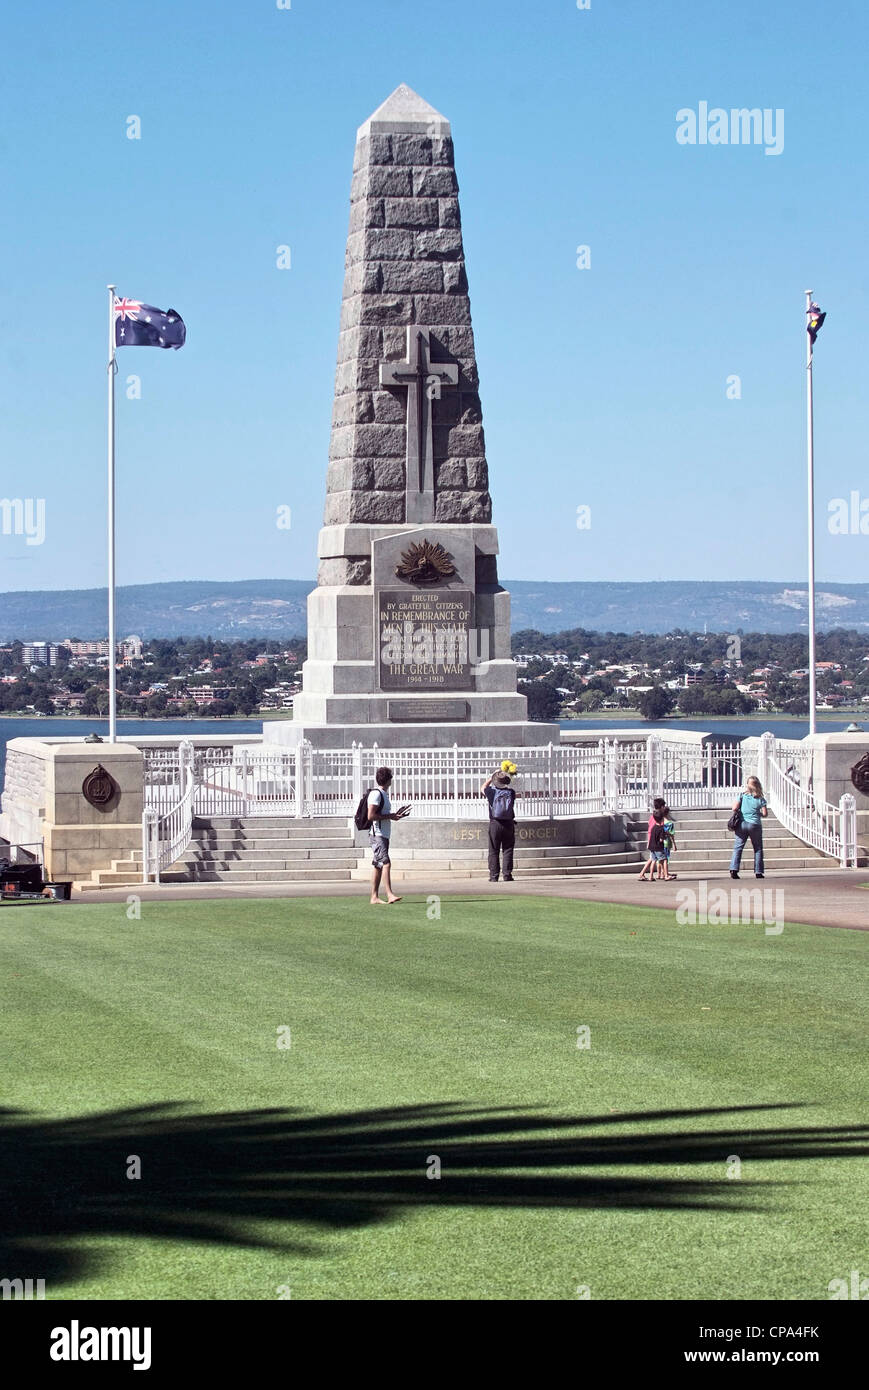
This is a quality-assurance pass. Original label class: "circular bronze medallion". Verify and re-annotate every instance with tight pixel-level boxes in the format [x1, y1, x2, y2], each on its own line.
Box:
[82, 764, 117, 807]
[850, 751, 869, 796]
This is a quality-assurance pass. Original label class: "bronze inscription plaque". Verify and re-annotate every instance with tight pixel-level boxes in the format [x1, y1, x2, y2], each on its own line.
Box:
[388, 699, 470, 722]
[377, 588, 473, 691]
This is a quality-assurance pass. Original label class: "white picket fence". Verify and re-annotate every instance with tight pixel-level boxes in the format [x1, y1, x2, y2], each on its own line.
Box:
[139, 733, 860, 879]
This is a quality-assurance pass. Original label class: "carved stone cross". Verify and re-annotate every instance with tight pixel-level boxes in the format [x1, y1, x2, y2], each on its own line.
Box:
[379, 326, 459, 523]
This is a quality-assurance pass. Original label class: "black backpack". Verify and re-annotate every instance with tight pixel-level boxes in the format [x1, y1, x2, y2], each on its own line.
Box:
[354, 787, 381, 832]
[490, 786, 516, 821]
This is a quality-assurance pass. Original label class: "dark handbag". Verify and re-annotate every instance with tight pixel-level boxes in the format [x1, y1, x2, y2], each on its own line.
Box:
[727, 797, 743, 833]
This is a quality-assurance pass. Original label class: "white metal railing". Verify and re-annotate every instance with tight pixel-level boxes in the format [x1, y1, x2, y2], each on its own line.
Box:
[760, 733, 857, 867]
[142, 745, 185, 817]
[354, 742, 608, 820]
[138, 733, 861, 865]
[609, 739, 652, 810]
[193, 746, 300, 818]
[657, 738, 750, 808]
[142, 741, 195, 882]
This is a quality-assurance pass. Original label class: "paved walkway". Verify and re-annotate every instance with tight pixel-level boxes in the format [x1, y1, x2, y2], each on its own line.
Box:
[73, 869, 869, 930]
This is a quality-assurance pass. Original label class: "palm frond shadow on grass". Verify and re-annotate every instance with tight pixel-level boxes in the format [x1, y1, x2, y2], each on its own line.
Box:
[1, 1101, 865, 1285]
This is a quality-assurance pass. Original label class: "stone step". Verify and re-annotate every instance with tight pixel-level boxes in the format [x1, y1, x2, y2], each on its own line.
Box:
[351, 851, 643, 874]
[193, 811, 348, 822]
[161, 868, 354, 883]
[628, 819, 791, 831]
[645, 813, 785, 824]
[635, 835, 828, 853]
[189, 834, 353, 848]
[183, 846, 359, 861]
[665, 840, 830, 856]
[80, 871, 145, 887]
[173, 856, 361, 873]
[515, 841, 628, 857]
[386, 842, 631, 861]
[519, 852, 642, 866]
[653, 850, 839, 861]
[192, 824, 351, 838]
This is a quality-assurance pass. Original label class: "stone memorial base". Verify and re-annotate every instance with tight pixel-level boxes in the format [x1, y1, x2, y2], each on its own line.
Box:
[264, 521, 559, 750]
[265, 718, 560, 751]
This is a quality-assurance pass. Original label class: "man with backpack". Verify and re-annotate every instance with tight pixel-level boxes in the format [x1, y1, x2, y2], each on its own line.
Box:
[353, 766, 411, 906]
[481, 769, 517, 882]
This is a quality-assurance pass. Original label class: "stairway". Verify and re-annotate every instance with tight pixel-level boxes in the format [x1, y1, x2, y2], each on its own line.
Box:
[626, 807, 840, 874]
[74, 817, 360, 889]
[161, 817, 360, 883]
[167, 819, 647, 885]
[77, 806, 842, 890]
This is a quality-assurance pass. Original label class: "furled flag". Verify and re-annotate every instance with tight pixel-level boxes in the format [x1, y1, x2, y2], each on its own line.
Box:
[807, 302, 826, 346]
[113, 296, 186, 349]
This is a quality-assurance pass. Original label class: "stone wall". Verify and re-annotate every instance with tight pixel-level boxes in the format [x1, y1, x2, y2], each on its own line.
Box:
[0, 746, 47, 849]
[353, 813, 629, 851]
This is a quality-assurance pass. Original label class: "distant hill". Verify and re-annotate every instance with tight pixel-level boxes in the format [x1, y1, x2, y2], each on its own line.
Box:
[507, 581, 869, 636]
[0, 580, 311, 642]
[2, 578, 869, 640]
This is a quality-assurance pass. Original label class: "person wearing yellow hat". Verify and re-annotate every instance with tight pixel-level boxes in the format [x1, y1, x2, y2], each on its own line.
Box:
[481, 768, 517, 882]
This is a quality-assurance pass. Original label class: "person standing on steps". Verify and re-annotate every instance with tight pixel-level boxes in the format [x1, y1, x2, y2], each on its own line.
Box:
[481, 769, 517, 882]
[639, 797, 677, 880]
[367, 766, 411, 906]
[640, 809, 675, 881]
[730, 775, 768, 880]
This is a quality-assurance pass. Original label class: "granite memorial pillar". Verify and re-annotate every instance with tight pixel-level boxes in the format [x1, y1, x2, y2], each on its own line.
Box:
[266, 85, 558, 749]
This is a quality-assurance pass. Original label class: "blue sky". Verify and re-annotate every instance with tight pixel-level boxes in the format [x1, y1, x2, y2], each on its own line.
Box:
[1, 0, 867, 593]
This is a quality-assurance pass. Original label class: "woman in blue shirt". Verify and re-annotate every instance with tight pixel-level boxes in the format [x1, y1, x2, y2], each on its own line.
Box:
[730, 776, 768, 879]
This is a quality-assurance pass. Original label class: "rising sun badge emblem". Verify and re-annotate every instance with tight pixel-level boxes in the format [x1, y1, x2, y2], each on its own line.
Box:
[394, 539, 457, 586]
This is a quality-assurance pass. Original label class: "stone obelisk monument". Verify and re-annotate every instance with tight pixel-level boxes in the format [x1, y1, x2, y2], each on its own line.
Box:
[267, 85, 558, 749]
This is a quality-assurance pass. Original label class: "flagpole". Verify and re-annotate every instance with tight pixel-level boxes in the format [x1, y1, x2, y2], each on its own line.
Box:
[107, 284, 117, 743]
[805, 289, 817, 737]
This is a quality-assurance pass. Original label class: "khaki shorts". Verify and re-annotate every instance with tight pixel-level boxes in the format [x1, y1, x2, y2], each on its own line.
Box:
[371, 835, 391, 868]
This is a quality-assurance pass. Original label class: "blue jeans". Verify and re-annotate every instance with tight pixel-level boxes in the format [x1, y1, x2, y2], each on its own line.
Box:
[730, 821, 764, 874]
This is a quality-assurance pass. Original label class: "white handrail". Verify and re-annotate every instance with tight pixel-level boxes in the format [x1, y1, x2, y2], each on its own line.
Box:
[765, 748, 852, 866]
[142, 742, 195, 883]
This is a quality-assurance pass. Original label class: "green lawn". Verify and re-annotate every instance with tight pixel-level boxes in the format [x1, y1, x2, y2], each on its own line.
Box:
[1, 895, 865, 1301]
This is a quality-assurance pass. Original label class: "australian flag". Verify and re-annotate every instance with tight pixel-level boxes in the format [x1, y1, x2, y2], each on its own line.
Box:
[113, 296, 186, 349]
